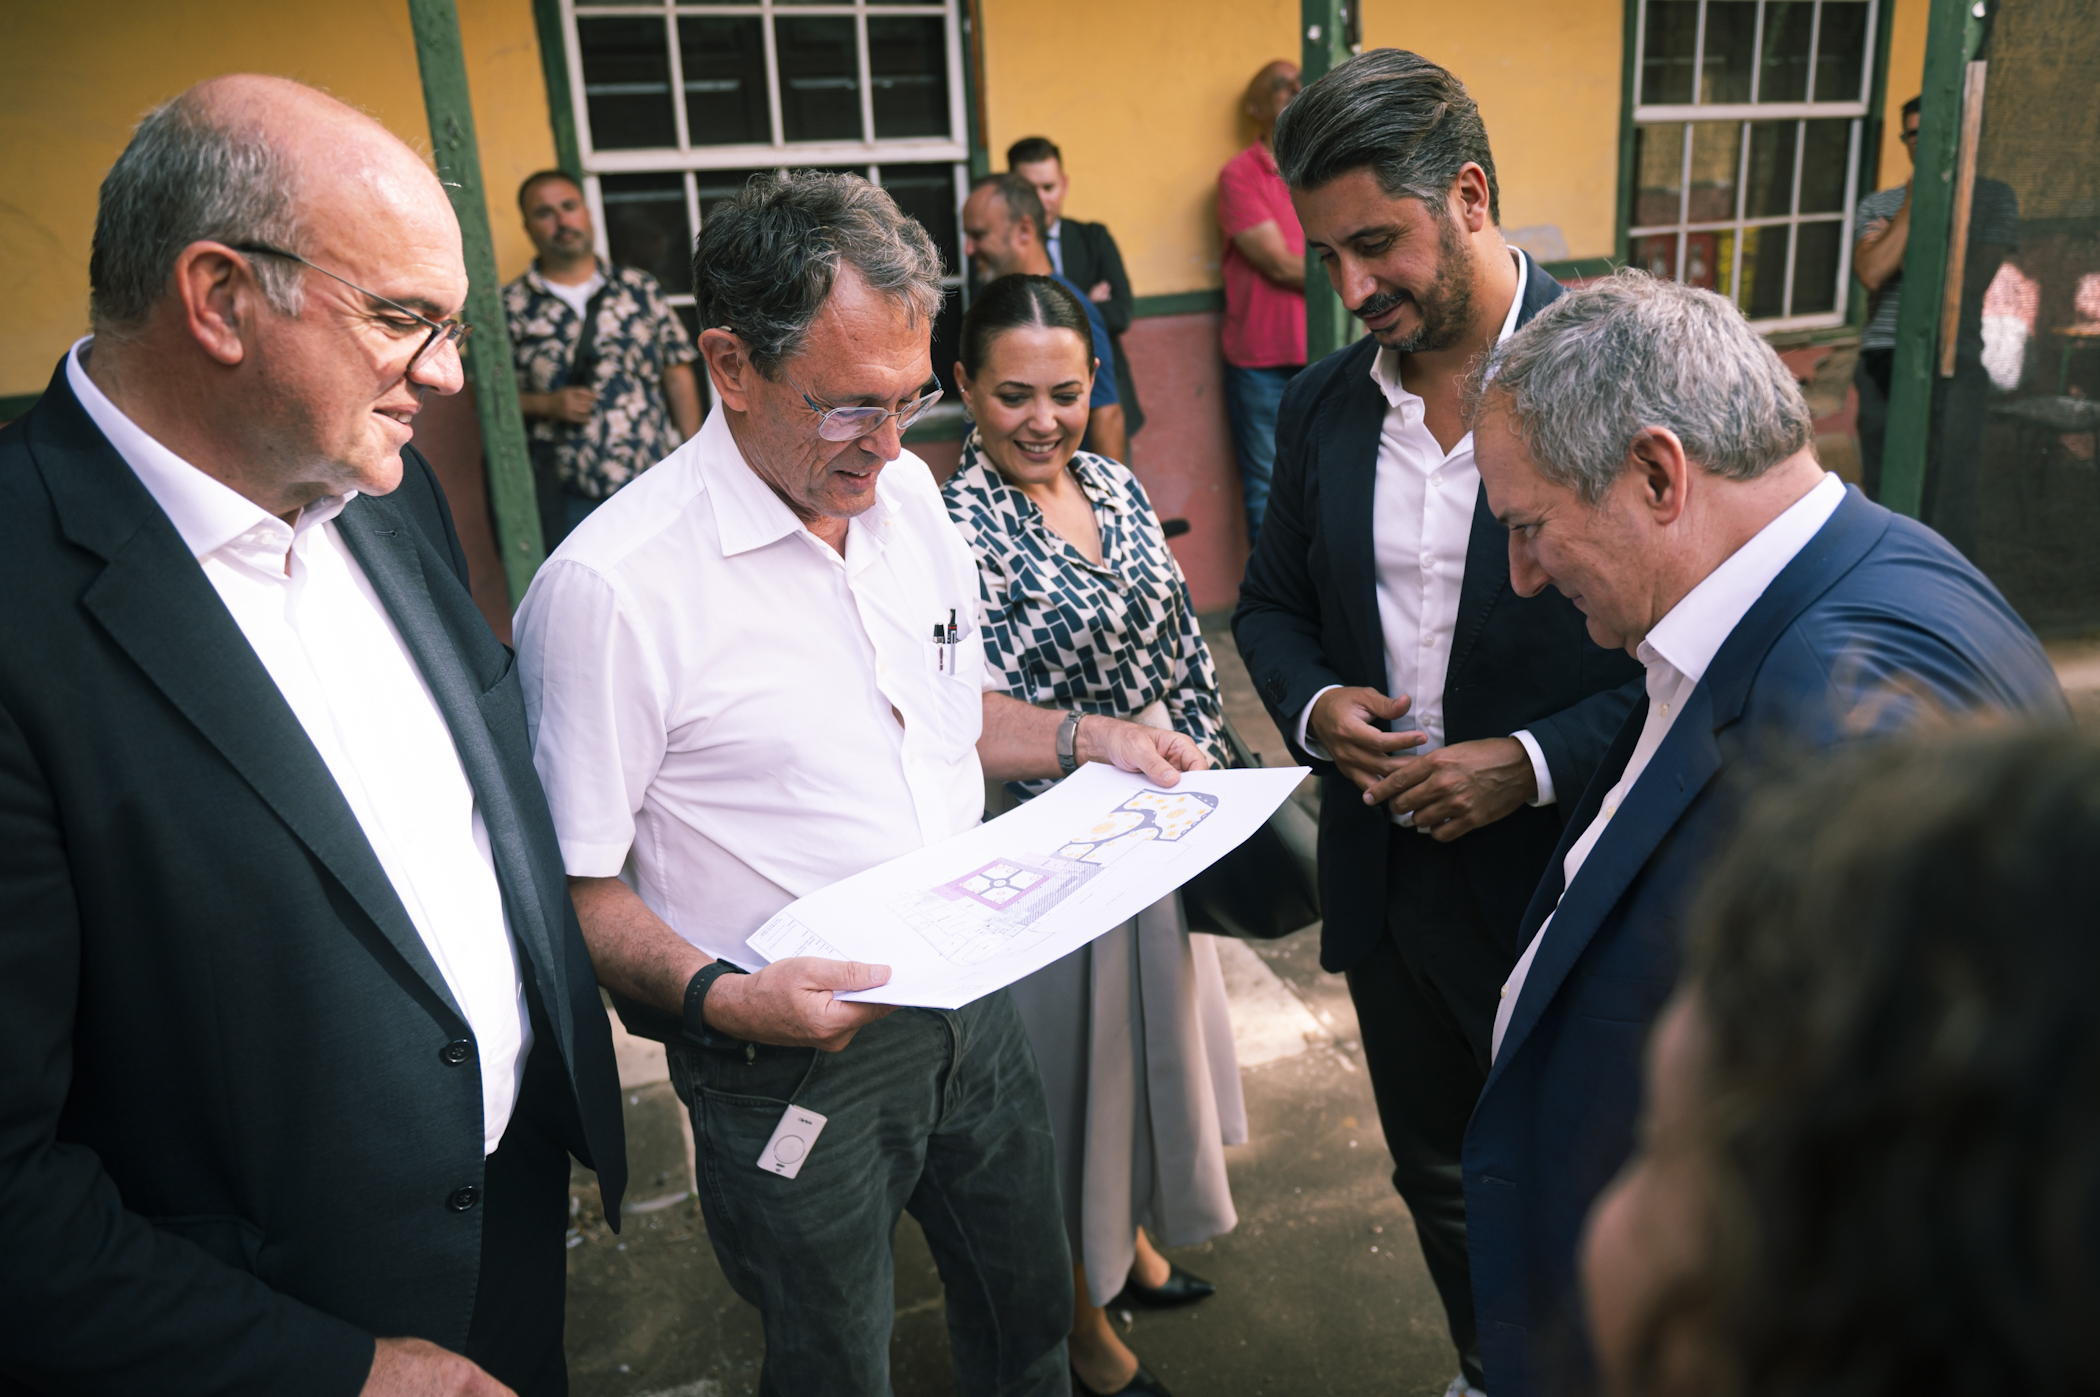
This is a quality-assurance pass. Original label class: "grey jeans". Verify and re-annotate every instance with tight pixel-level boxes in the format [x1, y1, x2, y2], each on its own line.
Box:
[668, 990, 1072, 1397]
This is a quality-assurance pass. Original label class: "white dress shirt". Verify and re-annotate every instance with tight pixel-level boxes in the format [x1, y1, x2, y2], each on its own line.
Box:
[1296, 250, 1556, 821]
[514, 407, 990, 965]
[1489, 471, 1846, 1060]
[67, 340, 530, 1154]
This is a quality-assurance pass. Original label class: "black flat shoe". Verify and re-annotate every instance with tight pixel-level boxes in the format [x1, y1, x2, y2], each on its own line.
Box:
[1110, 1261, 1216, 1309]
[1072, 1362, 1176, 1396]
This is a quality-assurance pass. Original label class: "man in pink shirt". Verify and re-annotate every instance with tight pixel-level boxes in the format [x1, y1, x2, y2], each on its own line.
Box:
[1217, 59, 1306, 545]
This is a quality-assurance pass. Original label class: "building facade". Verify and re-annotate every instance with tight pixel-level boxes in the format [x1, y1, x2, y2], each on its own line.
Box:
[2, 0, 1932, 619]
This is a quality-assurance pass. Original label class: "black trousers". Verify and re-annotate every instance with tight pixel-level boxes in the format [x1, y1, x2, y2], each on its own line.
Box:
[1345, 826, 1515, 1390]
[464, 1014, 579, 1397]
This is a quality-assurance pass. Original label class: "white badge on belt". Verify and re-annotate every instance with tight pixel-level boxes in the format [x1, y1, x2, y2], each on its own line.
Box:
[756, 1105, 828, 1179]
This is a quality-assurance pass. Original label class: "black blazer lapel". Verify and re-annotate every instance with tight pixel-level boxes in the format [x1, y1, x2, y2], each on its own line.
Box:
[32, 382, 469, 1030]
[335, 497, 575, 1057]
[1447, 253, 1565, 685]
[1317, 337, 1392, 689]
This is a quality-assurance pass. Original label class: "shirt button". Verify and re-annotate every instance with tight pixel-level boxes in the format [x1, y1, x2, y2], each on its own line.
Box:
[447, 1185, 480, 1213]
[1660, 701, 1670, 716]
[440, 1039, 473, 1066]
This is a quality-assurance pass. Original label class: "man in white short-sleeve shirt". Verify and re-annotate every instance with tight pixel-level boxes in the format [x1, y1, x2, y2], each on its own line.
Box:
[514, 171, 1201, 1397]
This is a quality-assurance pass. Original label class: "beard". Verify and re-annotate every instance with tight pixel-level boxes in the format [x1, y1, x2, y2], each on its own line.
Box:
[1358, 210, 1478, 355]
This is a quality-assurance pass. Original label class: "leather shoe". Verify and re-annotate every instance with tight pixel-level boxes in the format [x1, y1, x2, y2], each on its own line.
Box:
[1110, 1261, 1217, 1309]
[1072, 1362, 1176, 1396]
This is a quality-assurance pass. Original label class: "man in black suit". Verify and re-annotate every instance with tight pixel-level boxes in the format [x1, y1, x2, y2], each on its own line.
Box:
[0, 76, 624, 1396]
[1233, 50, 1641, 1396]
[1008, 136, 1146, 435]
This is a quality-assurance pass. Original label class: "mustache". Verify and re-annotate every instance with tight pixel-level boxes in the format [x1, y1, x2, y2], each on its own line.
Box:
[1356, 287, 1413, 321]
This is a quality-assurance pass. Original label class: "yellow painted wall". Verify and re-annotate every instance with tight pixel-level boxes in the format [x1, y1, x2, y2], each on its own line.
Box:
[0, 0, 556, 399]
[1876, 0, 1930, 191]
[978, 0, 1625, 297]
[978, 0, 1299, 298]
[1362, 0, 1625, 264]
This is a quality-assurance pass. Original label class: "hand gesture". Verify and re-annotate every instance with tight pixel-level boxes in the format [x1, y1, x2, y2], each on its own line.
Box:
[1307, 687, 1428, 793]
[1364, 736, 1537, 842]
[1075, 716, 1210, 786]
[361, 1339, 513, 1397]
[549, 385, 599, 424]
[703, 958, 897, 1052]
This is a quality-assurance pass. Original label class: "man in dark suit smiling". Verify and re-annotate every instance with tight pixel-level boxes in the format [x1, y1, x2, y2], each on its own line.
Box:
[0, 76, 622, 1395]
[1233, 49, 1640, 1397]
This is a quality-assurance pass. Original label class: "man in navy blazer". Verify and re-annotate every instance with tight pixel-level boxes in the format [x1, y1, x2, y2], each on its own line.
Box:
[1234, 50, 1642, 1392]
[1461, 272, 2068, 1395]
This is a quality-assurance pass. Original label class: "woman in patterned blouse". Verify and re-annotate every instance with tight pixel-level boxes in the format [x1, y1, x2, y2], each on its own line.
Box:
[943, 275, 1243, 1397]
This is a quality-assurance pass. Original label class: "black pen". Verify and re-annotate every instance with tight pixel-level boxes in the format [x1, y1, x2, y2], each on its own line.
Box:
[933, 621, 947, 673]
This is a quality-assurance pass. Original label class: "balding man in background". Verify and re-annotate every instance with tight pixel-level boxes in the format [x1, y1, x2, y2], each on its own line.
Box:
[0, 77, 623, 1396]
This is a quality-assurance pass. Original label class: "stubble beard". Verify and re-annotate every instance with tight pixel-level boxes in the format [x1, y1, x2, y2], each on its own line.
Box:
[1363, 211, 1478, 356]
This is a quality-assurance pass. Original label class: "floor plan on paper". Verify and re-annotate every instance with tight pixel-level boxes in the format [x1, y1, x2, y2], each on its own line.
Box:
[744, 763, 1305, 1008]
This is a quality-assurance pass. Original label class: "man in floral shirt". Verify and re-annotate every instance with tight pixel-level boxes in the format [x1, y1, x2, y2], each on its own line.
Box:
[506, 170, 701, 547]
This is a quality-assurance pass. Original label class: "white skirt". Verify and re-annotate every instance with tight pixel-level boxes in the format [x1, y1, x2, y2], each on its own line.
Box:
[1006, 890, 1247, 1308]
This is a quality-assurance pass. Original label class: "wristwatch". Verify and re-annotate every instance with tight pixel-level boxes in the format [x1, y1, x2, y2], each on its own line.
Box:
[1056, 710, 1084, 776]
[681, 959, 750, 1051]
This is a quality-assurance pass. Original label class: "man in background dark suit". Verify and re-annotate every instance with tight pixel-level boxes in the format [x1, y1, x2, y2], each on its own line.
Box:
[0, 76, 623, 1396]
[1233, 50, 1641, 1397]
[1462, 272, 2068, 1396]
[1009, 136, 1146, 435]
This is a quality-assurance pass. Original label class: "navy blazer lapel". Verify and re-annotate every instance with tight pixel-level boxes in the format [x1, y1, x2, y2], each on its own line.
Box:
[31, 377, 469, 1029]
[335, 500, 573, 1054]
[1488, 688, 1721, 1080]
[1483, 483, 1890, 1082]
[1318, 337, 1392, 688]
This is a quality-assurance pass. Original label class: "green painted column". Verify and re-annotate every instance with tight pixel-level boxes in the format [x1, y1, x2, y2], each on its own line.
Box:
[1300, 0, 1357, 363]
[531, 0, 585, 180]
[1879, 0, 1989, 518]
[408, 0, 546, 603]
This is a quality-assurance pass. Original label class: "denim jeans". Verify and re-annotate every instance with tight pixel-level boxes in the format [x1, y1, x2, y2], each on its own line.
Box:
[1223, 362, 1301, 549]
[668, 991, 1072, 1397]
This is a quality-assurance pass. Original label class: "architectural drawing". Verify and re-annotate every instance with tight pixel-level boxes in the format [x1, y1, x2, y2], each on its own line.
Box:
[898, 788, 1219, 966]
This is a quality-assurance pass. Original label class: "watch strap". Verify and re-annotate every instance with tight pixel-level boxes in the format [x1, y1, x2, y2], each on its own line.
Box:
[681, 959, 750, 1050]
[1056, 710, 1083, 776]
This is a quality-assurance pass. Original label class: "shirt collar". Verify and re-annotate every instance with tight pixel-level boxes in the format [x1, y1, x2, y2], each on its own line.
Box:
[1369, 248, 1530, 409]
[700, 405, 898, 563]
[524, 257, 608, 297]
[1640, 471, 1848, 685]
[66, 336, 352, 559]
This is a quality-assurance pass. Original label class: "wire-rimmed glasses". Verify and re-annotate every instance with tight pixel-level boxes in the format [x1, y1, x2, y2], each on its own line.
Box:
[232, 242, 472, 376]
[782, 367, 943, 442]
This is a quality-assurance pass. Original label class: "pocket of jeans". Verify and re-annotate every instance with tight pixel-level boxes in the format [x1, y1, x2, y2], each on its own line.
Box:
[697, 1045, 818, 1107]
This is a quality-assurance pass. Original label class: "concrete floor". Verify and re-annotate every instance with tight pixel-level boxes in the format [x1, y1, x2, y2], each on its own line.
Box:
[559, 615, 1466, 1397]
[557, 621, 2100, 1397]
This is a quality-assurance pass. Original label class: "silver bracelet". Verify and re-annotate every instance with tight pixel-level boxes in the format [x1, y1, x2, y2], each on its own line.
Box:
[1056, 710, 1083, 776]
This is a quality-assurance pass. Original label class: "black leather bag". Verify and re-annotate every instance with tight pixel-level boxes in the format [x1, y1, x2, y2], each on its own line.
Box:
[1180, 717, 1321, 941]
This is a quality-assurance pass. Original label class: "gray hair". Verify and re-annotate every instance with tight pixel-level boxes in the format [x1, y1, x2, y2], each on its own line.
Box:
[1468, 271, 1814, 504]
[692, 170, 946, 375]
[1272, 48, 1500, 223]
[90, 91, 305, 333]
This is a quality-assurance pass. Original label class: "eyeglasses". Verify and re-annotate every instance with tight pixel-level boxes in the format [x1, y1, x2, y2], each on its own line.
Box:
[1901, 127, 1921, 143]
[782, 368, 943, 442]
[232, 242, 473, 376]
